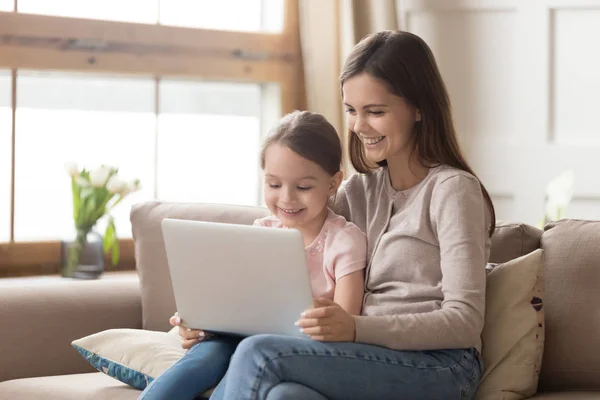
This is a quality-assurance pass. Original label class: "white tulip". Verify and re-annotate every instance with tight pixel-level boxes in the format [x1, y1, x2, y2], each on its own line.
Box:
[89, 166, 112, 188]
[64, 162, 79, 177]
[107, 176, 128, 194]
[127, 179, 141, 193]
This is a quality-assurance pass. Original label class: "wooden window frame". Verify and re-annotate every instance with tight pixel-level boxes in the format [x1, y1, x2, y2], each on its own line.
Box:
[0, 1, 305, 277]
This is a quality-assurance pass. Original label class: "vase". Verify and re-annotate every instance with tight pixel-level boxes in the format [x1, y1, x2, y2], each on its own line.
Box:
[61, 228, 105, 279]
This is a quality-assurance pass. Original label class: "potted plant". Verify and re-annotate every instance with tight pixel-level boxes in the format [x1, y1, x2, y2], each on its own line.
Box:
[62, 163, 140, 279]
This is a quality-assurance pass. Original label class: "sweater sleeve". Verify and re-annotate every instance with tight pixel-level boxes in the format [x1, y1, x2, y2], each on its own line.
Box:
[332, 173, 371, 232]
[354, 175, 490, 351]
[332, 182, 352, 222]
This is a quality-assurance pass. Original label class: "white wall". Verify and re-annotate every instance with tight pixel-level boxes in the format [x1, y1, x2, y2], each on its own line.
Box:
[399, 0, 600, 226]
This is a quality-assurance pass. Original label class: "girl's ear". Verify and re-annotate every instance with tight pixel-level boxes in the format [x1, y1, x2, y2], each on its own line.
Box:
[328, 171, 344, 196]
[416, 109, 422, 122]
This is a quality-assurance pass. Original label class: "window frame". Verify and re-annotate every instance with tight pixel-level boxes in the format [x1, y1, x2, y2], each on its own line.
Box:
[0, 0, 304, 276]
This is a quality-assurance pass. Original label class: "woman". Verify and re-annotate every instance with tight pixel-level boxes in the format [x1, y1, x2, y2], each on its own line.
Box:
[180, 30, 495, 400]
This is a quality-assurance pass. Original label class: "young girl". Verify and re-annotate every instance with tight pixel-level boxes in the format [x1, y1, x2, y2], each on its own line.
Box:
[139, 110, 367, 400]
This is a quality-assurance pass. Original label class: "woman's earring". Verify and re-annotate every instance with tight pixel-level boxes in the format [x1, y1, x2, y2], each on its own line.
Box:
[416, 110, 422, 122]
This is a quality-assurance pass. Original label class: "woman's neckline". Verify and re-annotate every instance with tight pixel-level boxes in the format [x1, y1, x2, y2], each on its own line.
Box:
[383, 165, 438, 198]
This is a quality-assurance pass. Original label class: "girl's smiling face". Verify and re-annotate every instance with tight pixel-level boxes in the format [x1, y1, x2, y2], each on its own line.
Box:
[263, 143, 341, 235]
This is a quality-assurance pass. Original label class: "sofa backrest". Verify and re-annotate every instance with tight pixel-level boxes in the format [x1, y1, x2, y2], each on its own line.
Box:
[537, 219, 600, 391]
[131, 201, 269, 331]
[131, 203, 544, 331]
[489, 221, 542, 264]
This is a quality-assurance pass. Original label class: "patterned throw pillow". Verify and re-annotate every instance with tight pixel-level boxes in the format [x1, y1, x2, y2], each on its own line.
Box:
[476, 249, 545, 400]
[72, 327, 185, 390]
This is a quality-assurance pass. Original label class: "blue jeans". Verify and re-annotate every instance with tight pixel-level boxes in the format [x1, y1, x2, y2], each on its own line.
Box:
[139, 335, 241, 400]
[209, 334, 483, 400]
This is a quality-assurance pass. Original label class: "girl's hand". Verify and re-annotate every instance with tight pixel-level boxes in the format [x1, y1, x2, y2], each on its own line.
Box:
[170, 312, 207, 350]
[295, 298, 356, 342]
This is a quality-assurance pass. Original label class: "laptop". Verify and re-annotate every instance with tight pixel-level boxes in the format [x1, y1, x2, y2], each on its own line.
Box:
[161, 218, 314, 338]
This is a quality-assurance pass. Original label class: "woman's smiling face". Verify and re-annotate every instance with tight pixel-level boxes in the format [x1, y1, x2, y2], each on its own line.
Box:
[342, 72, 421, 165]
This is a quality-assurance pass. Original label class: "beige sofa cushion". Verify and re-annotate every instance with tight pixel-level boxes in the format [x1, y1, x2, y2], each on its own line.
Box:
[476, 249, 545, 400]
[71, 327, 185, 390]
[489, 221, 542, 264]
[0, 277, 141, 383]
[538, 219, 600, 391]
[0, 373, 138, 400]
[131, 202, 269, 331]
[131, 203, 542, 332]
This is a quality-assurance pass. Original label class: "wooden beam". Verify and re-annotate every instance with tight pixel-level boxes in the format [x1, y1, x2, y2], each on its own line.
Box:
[0, 44, 290, 82]
[280, 0, 305, 114]
[0, 10, 299, 82]
[0, 12, 295, 58]
[0, 238, 135, 272]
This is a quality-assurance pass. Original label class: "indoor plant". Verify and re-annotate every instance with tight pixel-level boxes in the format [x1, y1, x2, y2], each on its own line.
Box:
[63, 163, 140, 278]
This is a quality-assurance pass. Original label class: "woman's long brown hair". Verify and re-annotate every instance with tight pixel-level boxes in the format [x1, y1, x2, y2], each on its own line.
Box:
[341, 30, 495, 235]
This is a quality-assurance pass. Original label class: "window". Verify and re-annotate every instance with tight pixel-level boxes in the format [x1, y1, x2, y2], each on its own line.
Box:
[17, 0, 159, 24]
[0, 1, 301, 274]
[0, 70, 11, 242]
[12, 72, 280, 241]
[0, 0, 13, 11]
[157, 80, 265, 206]
[14, 71, 155, 241]
[17, 0, 284, 32]
[159, 0, 284, 32]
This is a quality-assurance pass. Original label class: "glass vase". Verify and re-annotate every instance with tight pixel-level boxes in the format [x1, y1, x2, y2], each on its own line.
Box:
[61, 228, 105, 279]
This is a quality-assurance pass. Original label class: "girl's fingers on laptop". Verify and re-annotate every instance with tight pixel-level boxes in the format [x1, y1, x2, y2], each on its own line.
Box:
[169, 313, 181, 327]
[181, 327, 206, 340]
[181, 337, 201, 349]
[180, 329, 207, 349]
[170, 312, 207, 349]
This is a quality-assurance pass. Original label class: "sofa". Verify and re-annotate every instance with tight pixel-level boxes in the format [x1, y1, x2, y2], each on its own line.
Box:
[0, 201, 598, 399]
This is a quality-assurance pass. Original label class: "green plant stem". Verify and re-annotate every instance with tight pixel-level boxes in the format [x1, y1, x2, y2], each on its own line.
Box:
[65, 228, 89, 277]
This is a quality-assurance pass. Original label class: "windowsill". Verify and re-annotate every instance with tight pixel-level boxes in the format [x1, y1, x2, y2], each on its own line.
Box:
[0, 270, 138, 287]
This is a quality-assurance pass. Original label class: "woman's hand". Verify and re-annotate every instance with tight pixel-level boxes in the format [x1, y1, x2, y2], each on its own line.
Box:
[295, 298, 356, 342]
[170, 312, 207, 350]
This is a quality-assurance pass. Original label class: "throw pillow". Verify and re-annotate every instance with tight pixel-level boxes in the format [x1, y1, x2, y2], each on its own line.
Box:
[476, 248, 545, 400]
[72, 327, 185, 390]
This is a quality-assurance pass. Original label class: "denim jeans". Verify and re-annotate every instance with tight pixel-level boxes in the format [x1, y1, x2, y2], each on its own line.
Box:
[209, 334, 483, 400]
[138, 335, 241, 400]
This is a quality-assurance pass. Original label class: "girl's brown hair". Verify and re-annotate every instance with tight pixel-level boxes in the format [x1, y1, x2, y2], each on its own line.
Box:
[260, 110, 342, 176]
[341, 30, 495, 235]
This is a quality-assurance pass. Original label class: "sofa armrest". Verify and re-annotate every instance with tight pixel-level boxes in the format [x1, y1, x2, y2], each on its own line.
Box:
[0, 275, 141, 382]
